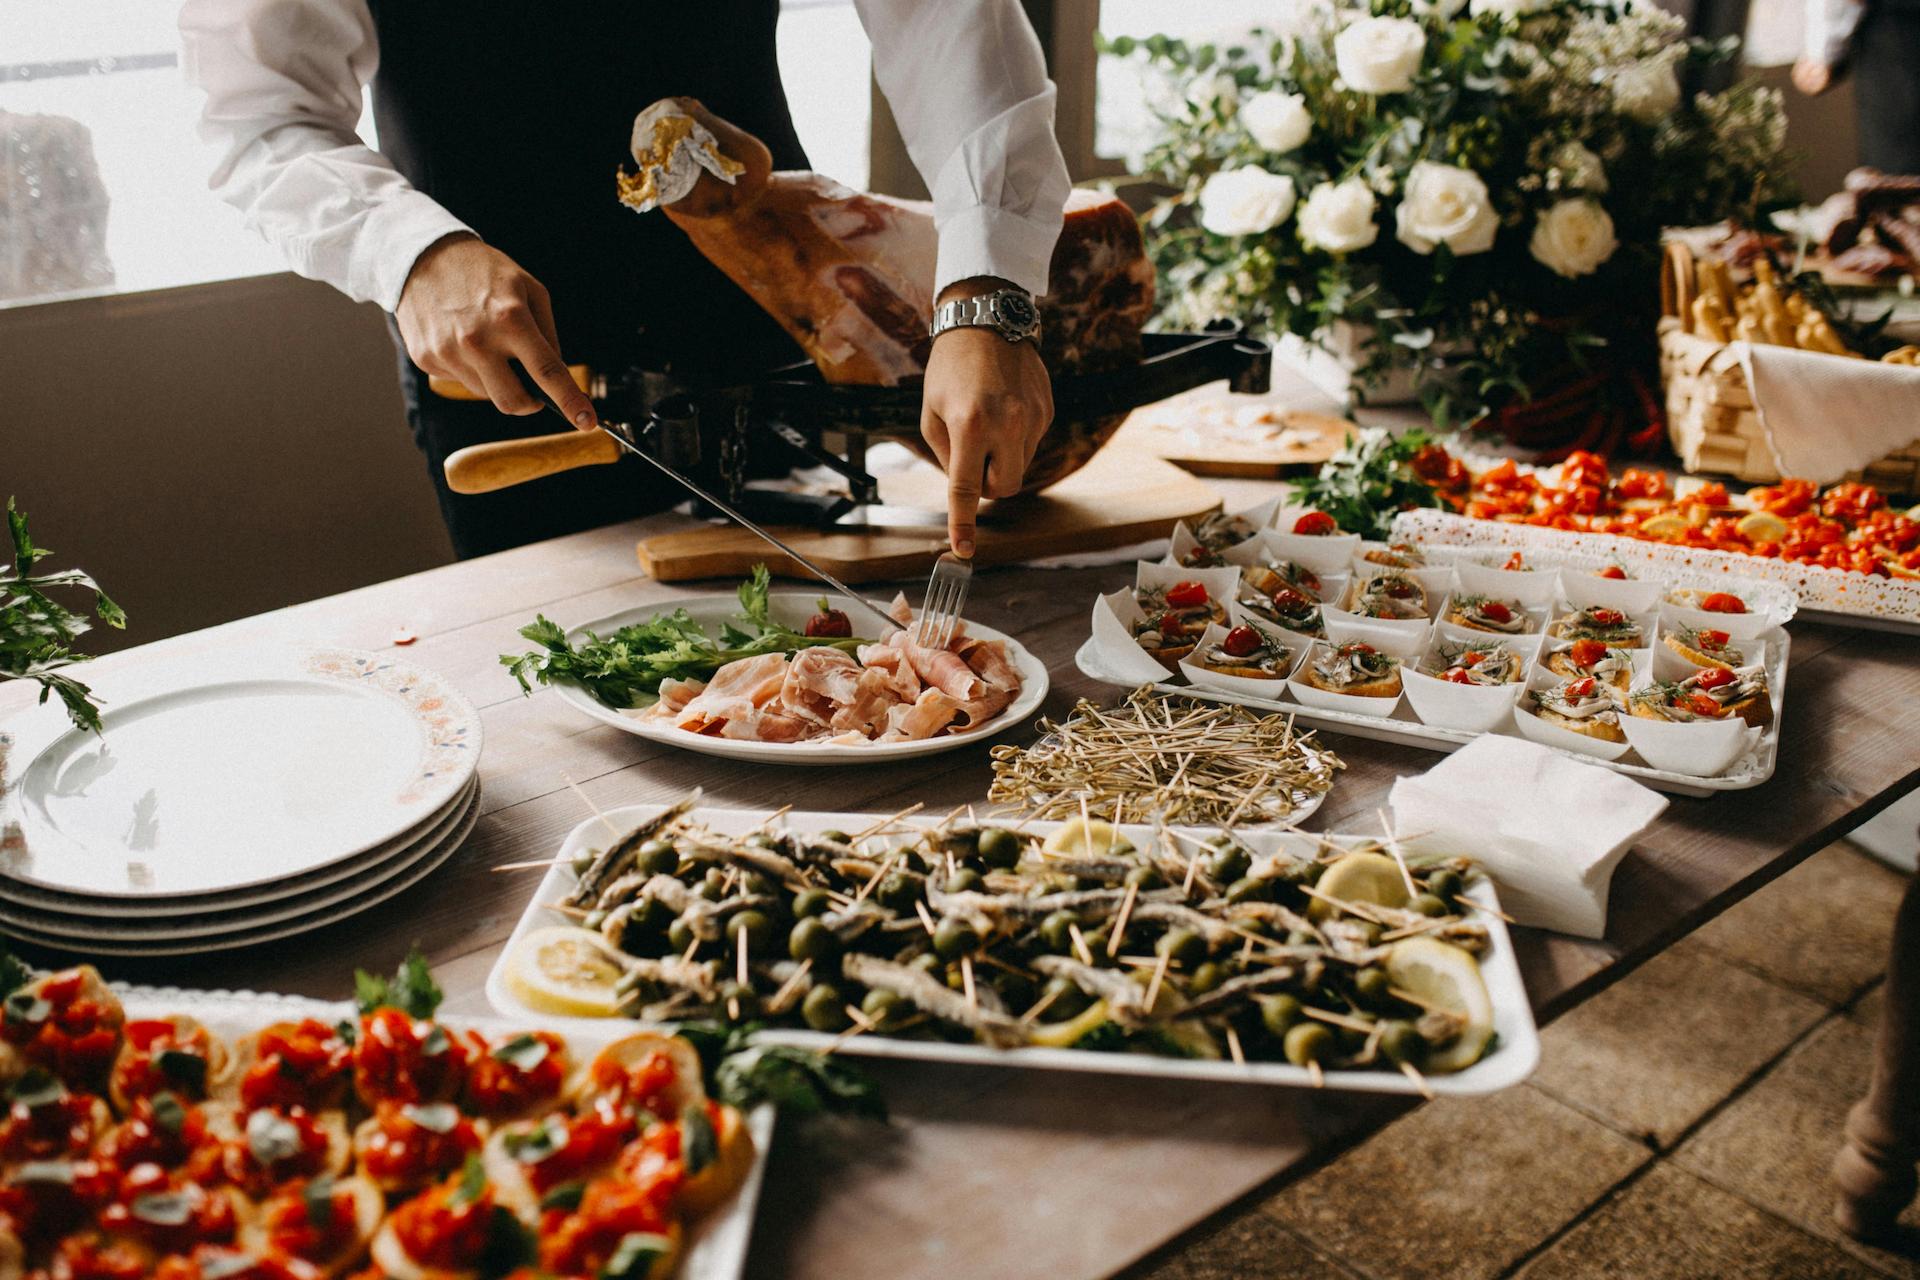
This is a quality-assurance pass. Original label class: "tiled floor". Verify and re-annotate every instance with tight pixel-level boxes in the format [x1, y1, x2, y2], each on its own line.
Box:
[1124, 842, 1917, 1280]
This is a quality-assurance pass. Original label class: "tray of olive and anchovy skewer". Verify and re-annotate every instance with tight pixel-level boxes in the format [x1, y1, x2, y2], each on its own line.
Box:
[487, 792, 1540, 1096]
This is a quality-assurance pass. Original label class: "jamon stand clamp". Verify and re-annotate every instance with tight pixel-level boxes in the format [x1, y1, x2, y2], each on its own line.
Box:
[440, 325, 1272, 530]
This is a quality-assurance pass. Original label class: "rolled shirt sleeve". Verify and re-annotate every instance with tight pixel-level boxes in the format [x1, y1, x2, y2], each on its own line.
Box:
[855, 0, 1072, 297]
[178, 0, 471, 311]
[1804, 0, 1867, 69]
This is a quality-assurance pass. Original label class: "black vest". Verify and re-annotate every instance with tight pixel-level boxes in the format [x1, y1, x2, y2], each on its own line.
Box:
[366, 0, 811, 377]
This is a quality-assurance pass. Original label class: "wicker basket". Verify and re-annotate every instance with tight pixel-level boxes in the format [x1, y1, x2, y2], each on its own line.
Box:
[1657, 242, 1920, 490]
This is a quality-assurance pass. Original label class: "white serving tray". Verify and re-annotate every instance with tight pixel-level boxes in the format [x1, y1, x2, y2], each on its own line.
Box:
[488, 806, 1542, 1098]
[110, 984, 774, 1280]
[548, 593, 1048, 764]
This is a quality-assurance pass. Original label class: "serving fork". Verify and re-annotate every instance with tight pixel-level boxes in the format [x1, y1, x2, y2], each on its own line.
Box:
[915, 552, 973, 649]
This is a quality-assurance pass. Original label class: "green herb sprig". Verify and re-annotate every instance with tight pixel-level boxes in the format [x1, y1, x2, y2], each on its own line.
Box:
[502, 565, 867, 709]
[672, 1021, 886, 1120]
[1290, 430, 1445, 541]
[2, 499, 126, 733]
[354, 946, 444, 1019]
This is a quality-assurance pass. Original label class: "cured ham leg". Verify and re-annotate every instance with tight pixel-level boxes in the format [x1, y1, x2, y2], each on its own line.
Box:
[618, 98, 1154, 385]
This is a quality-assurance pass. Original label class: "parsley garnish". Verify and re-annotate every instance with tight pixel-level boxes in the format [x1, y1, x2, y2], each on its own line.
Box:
[353, 946, 444, 1019]
[1, 498, 127, 732]
[1290, 430, 1445, 541]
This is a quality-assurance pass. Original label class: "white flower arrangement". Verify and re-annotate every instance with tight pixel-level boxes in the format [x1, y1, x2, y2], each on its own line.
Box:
[1104, 1, 1793, 416]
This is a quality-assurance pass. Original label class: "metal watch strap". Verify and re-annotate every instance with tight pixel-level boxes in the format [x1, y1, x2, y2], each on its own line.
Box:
[930, 288, 1039, 344]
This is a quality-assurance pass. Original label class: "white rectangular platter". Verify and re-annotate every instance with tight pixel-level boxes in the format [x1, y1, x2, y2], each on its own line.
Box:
[113, 984, 775, 1280]
[1083, 537, 1792, 798]
[488, 805, 1542, 1098]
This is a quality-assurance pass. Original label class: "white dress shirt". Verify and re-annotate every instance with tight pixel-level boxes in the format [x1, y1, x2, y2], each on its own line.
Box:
[178, 0, 1071, 313]
[1803, 0, 1866, 69]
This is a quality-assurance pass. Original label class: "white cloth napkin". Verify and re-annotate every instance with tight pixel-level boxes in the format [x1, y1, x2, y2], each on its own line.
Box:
[1388, 735, 1668, 938]
[1740, 342, 1920, 484]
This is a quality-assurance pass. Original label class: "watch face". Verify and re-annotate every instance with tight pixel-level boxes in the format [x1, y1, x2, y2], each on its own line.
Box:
[996, 292, 1037, 331]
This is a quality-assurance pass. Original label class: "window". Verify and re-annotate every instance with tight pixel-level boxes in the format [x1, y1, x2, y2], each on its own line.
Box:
[0, 0, 870, 309]
[1093, 0, 1275, 165]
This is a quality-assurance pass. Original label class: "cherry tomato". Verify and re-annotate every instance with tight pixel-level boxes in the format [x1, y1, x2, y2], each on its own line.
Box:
[1692, 667, 1737, 690]
[1567, 640, 1609, 668]
[1291, 512, 1338, 536]
[1597, 565, 1627, 580]
[461, 1030, 566, 1119]
[1443, 669, 1475, 684]
[1687, 692, 1727, 717]
[1699, 593, 1746, 614]
[240, 1020, 351, 1113]
[1221, 626, 1261, 658]
[1477, 601, 1513, 623]
[1271, 588, 1310, 613]
[1164, 581, 1209, 609]
[1460, 650, 1487, 667]
[1588, 608, 1623, 626]
[1697, 628, 1730, 649]
[1564, 677, 1597, 699]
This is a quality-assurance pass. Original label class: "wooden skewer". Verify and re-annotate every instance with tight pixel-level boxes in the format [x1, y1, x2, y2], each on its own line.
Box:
[851, 803, 925, 841]
[1225, 1023, 1246, 1066]
[736, 931, 749, 988]
[1308, 1060, 1324, 1088]
[766, 958, 812, 1014]
[1399, 1060, 1434, 1099]
[1142, 947, 1172, 1013]
[825, 1005, 876, 1055]
[562, 773, 622, 838]
[493, 857, 577, 873]
[1107, 881, 1140, 958]
[749, 803, 793, 834]
[1298, 885, 1392, 925]
[680, 936, 701, 965]
[961, 955, 978, 1013]
[1387, 985, 1447, 1014]
[852, 852, 899, 906]
[1068, 923, 1095, 968]
[1019, 980, 1065, 1026]
[1464, 895, 1516, 924]
[1303, 1006, 1376, 1034]
[913, 900, 938, 936]
[1378, 807, 1419, 901]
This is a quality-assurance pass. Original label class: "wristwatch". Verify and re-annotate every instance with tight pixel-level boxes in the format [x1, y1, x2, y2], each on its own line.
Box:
[929, 287, 1041, 346]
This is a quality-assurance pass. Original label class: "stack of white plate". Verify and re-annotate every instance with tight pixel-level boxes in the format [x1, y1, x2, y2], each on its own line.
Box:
[0, 648, 482, 957]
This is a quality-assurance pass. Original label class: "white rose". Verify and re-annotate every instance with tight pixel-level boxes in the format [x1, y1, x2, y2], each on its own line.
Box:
[1333, 16, 1426, 95]
[1410, 0, 1469, 19]
[1187, 71, 1240, 115]
[1297, 179, 1380, 254]
[1469, 0, 1547, 19]
[1551, 141, 1608, 193]
[1241, 91, 1313, 153]
[1198, 166, 1298, 237]
[1612, 59, 1681, 123]
[1394, 161, 1499, 256]
[1529, 198, 1618, 278]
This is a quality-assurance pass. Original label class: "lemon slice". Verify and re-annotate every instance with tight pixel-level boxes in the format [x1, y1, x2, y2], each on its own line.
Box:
[1735, 511, 1787, 543]
[1043, 816, 1127, 858]
[1638, 513, 1688, 540]
[502, 926, 628, 1018]
[1308, 852, 1411, 921]
[1385, 936, 1494, 1072]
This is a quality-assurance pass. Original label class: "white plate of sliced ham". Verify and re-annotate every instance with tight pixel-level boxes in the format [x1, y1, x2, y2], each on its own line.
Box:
[553, 593, 1048, 763]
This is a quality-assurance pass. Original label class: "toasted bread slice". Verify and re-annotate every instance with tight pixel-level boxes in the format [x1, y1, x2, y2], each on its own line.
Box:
[1534, 705, 1626, 741]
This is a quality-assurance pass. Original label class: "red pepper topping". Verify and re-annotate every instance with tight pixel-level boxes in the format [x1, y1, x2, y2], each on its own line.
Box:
[1687, 691, 1728, 717]
[1597, 565, 1627, 580]
[1564, 677, 1598, 699]
[1697, 628, 1730, 649]
[1567, 639, 1609, 668]
[1588, 607, 1623, 626]
[1221, 626, 1262, 658]
[1699, 592, 1747, 614]
[1502, 552, 1527, 571]
[1692, 667, 1737, 690]
[1164, 581, 1209, 609]
[1476, 600, 1513, 623]
[1291, 512, 1338, 536]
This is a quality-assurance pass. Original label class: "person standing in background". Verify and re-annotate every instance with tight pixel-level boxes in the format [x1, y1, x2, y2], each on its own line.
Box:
[1795, 0, 1920, 171]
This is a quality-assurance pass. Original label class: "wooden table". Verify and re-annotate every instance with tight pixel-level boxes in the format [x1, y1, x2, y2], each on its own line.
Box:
[4, 481, 1918, 1279]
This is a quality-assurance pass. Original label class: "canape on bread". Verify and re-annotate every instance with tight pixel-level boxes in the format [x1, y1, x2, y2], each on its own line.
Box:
[571, 1034, 708, 1122]
[1131, 581, 1226, 670]
[228, 1019, 353, 1112]
[1663, 624, 1744, 671]
[1, 966, 125, 1087]
[369, 1162, 496, 1280]
[351, 1010, 469, 1108]
[1632, 666, 1771, 728]
[1444, 595, 1531, 635]
[1242, 562, 1323, 601]
[459, 1031, 568, 1123]
[245, 1175, 384, 1279]
[480, 1107, 634, 1224]
[1667, 588, 1748, 614]
[1529, 676, 1627, 742]
[1300, 642, 1401, 698]
[208, 1102, 354, 1197]
[1343, 574, 1428, 621]
[673, 1102, 755, 1218]
[109, 1015, 234, 1113]
[1192, 625, 1293, 679]
[1544, 639, 1635, 699]
[351, 1102, 484, 1196]
[0, 1069, 113, 1161]
[1236, 583, 1324, 636]
[1362, 542, 1427, 569]
[1546, 606, 1644, 647]
[1422, 641, 1523, 686]
[1192, 511, 1260, 553]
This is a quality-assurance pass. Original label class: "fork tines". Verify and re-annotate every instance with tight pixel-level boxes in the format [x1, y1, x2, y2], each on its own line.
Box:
[915, 553, 973, 650]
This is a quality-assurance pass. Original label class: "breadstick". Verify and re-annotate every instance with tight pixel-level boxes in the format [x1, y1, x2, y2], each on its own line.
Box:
[1691, 295, 1732, 342]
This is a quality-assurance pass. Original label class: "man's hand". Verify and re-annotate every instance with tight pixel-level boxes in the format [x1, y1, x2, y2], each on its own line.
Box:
[1792, 56, 1835, 95]
[920, 279, 1054, 558]
[395, 233, 597, 429]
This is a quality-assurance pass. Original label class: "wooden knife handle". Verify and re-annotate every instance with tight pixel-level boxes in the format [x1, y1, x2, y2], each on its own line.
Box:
[443, 430, 622, 494]
[426, 365, 594, 402]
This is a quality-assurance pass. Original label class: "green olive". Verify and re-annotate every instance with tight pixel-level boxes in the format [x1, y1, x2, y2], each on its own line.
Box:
[877, 873, 918, 911]
[1259, 993, 1304, 1038]
[801, 984, 848, 1031]
[1427, 868, 1464, 902]
[719, 982, 758, 1020]
[727, 910, 774, 951]
[787, 917, 837, 963]
[1410, 893, 1449, 918]
[1079, 925, 1114, 960]
[1039, 911, 1079, 952]
[570, 853, 597, 879]
[636, 898, 675, 933]
[1156, 928, 1207, 968]
[933, 918, 980, 960]
[817, 829, 852, 845]
[1355, 922, 1384, 947]
[635, 839, 679, 876]
[1225, 876, 1272, 905]
[977, 828, 1022, 869]
[1380, 1020, 1427, 1067]
[945, 868, 986, 895]
[666, 918, 696, 953]
[1353, 966, 1391, 1006]
[745, 832, 780, 852]
[792, 888, 832, 920]
[1208, 847, 1251, 884]
[1188, 962, 1226, 996]
[741, 871, 778, 897]
[1283, 1022, 1334, 1067]
[861, 987, 907, 1029]
[1125, 865, 1164, 891]
[1040, 975, 1090, 1020]
[700, 869, 729, 898]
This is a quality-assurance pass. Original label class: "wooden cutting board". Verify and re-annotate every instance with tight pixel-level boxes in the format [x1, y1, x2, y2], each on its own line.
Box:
[635, 446, 1220, 583]
[1111, 386, 1357, 478]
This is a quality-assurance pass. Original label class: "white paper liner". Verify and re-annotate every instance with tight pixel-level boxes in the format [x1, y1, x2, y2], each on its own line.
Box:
[1512, 699, 1633, 761]
[1288, 642, 1404, 718]
[1136, 560, 1244, 608]
[1537, 637, 1654, 691]
[1325, 612, 1431, 659]
[1454, 561, 1564, 608]
[1540, 607, 1654, 650]
[1436, 595, 1548, 639]
[1649, 631, 1771, 683]
[1178, 623, 1304, 699]
[1089, 589, 1181, 683]
[1433, 616, 1548, 658]
[1618, 709, 1759, 776]
[1660, 597, 1782, 643]
[624, 101, 744, 211]
[1401, 659, 1525, 734]
[1226, 601, 1324, 654]
[1259, 516, 1362, 575]
[1558, 571, 1667, 615]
